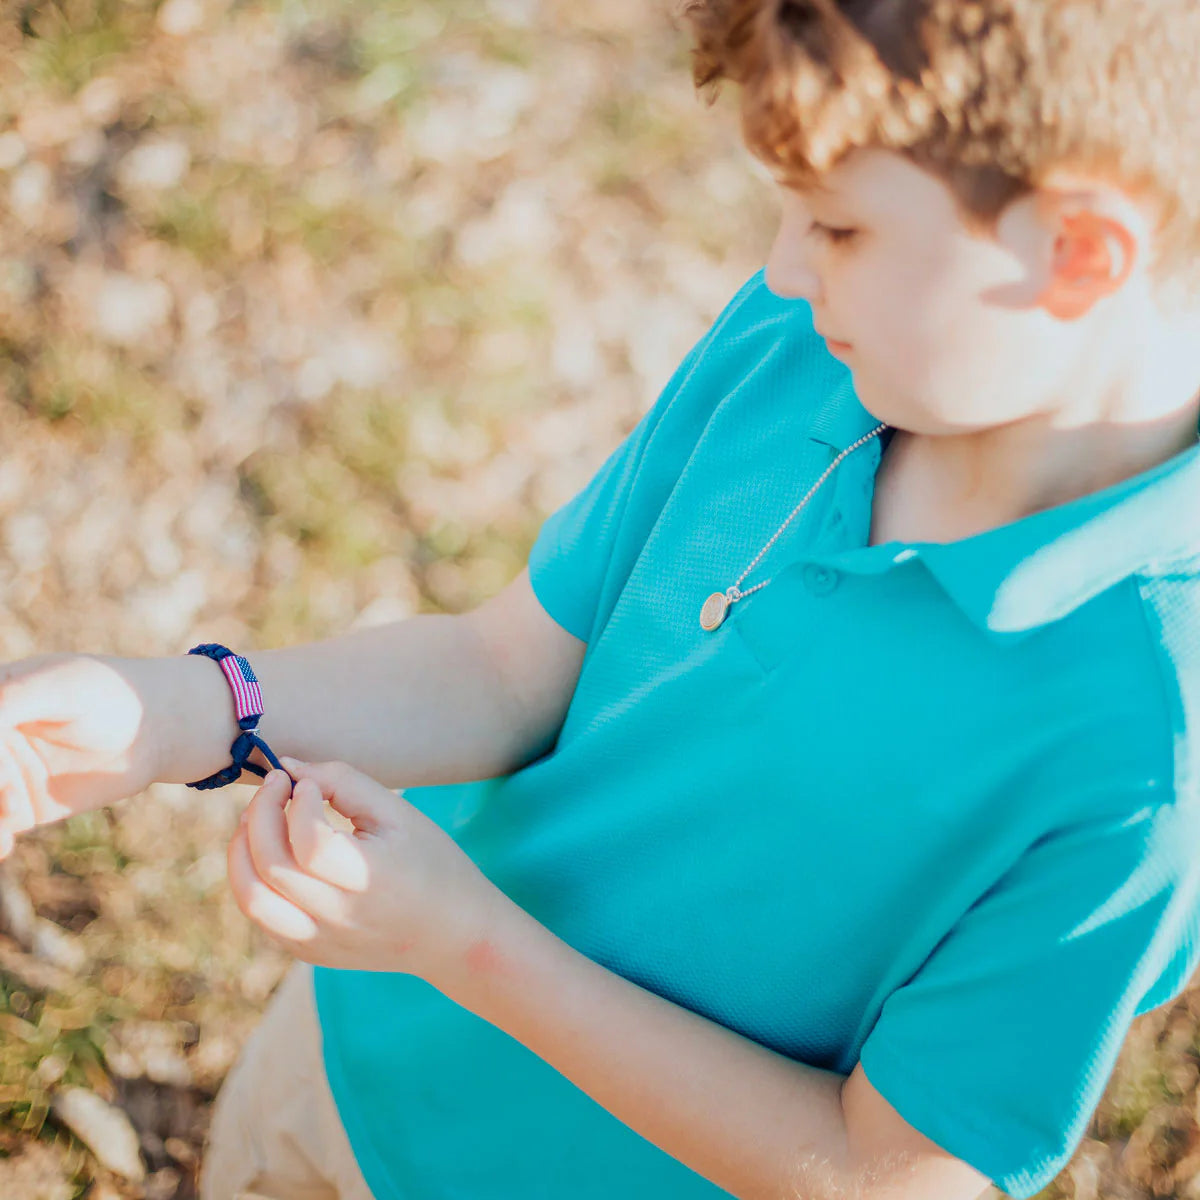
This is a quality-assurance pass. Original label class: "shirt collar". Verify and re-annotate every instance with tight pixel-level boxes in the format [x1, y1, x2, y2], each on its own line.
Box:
[805, 387, 1200, 643]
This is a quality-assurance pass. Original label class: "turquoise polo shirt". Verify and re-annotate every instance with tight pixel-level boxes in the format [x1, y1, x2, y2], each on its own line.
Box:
[313, 268, 1200, 1200]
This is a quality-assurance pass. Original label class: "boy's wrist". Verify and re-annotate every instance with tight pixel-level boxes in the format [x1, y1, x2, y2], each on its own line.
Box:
[438, 893, 558, 1015]
[120, 652, 245, 787]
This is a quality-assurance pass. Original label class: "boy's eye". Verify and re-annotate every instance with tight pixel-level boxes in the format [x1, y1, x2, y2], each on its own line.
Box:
[808, 221, 858, 246]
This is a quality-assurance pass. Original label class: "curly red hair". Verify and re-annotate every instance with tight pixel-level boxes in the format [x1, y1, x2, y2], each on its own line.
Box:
[680, 0, 1200, 291]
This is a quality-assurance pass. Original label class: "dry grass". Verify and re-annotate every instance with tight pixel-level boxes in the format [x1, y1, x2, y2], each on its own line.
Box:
[0, 1, 1195, 1197]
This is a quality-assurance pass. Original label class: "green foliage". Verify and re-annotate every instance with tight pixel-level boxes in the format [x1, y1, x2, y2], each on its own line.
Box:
[18, 0, 151, 93]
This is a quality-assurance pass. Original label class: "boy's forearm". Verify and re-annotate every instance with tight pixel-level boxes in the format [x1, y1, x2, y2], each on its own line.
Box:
[114, 613, 535, 791]
[444, 904, 858, 1200]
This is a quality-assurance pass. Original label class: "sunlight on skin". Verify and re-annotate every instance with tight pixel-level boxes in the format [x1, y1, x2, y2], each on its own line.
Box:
[225, 756, 504, 979]
[0, 655, 152, 855]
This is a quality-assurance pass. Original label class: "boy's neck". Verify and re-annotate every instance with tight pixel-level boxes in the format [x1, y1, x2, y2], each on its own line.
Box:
[870, 394, 1200, 547]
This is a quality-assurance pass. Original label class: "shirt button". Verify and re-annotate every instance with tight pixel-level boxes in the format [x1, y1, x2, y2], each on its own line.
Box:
[803, 564, 841, 596]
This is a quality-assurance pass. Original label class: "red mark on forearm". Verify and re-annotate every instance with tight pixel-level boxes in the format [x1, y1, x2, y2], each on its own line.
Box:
[464, 937, 511, 977]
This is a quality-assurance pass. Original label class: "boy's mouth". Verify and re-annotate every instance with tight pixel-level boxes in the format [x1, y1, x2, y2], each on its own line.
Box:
[815, 324, 853, 354]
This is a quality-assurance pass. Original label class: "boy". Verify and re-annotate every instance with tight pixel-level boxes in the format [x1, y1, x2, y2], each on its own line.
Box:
[2, 0, 1200, 1197]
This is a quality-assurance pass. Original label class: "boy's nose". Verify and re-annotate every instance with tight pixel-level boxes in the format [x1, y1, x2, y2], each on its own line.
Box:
[766, 249, 822, 302]
[765, 191, 823, 303]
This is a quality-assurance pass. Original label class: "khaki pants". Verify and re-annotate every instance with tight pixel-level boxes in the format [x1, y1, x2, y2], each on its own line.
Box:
[200, 959, 376, 1200]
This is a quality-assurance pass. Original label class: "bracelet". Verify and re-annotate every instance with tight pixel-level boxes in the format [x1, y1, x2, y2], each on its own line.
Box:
[185, 643, 294, 790]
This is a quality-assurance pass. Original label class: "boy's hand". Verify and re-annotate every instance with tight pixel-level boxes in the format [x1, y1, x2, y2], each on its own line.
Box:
[0, 653, 159, 858]
[227, 756, 513, 986]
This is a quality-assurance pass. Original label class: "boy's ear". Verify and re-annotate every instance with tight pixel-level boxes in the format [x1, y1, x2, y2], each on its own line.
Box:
[993, 179, 1146, 321]
[1036, 204, 1137, 320]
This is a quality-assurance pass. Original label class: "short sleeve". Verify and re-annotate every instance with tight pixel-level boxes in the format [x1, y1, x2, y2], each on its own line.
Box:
[525, 354, 692, 641]
[857, 794, 1200, 1200]
[526, 280, 765, 641]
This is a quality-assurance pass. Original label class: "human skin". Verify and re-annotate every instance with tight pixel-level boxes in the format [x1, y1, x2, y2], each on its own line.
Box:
[229, 758, 986, 1200]
[1, 143, 1196, 1200]
[766, 148, 1200, 548]
[224, 150, 1200, 1200]
[0, 567, 585, 856]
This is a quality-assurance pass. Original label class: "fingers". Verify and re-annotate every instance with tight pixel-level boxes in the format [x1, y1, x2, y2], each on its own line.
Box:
[5, 729, 69, 824]
[0, 732, 37, 835]
[241, 772, 351, 918]
[277, 756, 354, 804]
[227, 820, 319, 943]
[0, 727, 82, 860]
[0, 739, 20, 859]
[0, 753, 17, 858]
[277, 756, 388, 832]
[286, 776, 369, 892]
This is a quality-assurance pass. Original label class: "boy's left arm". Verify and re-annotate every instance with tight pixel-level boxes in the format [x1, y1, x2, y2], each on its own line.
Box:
[442, 900, 992, 1200]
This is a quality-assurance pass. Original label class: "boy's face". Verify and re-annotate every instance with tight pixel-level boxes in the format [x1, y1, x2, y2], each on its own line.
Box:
[765, 147, 1097, 435]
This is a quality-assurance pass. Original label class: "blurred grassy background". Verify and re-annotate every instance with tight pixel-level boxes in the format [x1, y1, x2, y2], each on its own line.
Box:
[0, 1, 1197, 1197]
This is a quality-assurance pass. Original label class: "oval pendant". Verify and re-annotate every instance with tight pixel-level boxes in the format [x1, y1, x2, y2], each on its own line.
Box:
[699, 591, 729, 632]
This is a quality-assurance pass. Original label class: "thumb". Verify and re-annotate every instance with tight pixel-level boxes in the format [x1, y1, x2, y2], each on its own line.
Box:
[277, 757, 395, 832]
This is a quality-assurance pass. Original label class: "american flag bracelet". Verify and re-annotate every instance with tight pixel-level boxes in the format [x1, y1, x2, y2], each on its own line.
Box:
[184, 643, 298, 790]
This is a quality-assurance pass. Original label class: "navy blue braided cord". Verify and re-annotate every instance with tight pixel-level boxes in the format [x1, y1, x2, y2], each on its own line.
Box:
[185, 644, 297, 790]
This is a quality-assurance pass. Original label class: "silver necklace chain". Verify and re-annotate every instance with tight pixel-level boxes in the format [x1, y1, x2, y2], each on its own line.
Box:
[699, 421, 891, 631]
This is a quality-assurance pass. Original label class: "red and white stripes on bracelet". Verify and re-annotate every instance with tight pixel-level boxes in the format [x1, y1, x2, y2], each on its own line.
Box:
[185, 643, 295, 790]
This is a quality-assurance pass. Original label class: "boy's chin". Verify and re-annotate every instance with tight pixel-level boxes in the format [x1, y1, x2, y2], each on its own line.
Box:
[843, 366, 890, 414]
